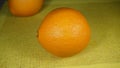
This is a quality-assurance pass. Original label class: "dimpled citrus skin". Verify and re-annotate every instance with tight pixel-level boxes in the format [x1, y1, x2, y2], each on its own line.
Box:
[8, 0, 43, 16]
[38, 7, 91, 57]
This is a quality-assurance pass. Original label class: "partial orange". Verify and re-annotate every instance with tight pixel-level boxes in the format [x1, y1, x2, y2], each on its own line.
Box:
[8, 0, 44, 16]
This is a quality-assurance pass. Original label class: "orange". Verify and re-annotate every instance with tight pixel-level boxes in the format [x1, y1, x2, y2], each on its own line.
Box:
[38, 7, 91, 57]
[8, 0, 44, 16]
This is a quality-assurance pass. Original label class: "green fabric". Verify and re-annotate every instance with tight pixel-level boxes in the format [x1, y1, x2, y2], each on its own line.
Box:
[59, 63, 120, 68]
[0, 0, 120, 68]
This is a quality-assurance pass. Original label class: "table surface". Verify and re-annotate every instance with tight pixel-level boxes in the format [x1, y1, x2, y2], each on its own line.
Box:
[0, 1, 120, 68]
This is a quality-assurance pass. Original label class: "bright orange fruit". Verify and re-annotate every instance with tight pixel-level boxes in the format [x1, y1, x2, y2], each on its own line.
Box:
[38, 7, 91, 57]
[8, 0, 44, 16]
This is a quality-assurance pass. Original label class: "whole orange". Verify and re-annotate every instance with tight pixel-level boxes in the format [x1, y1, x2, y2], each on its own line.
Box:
[8, 0, 44, 16]
[38, 7, 91, 57]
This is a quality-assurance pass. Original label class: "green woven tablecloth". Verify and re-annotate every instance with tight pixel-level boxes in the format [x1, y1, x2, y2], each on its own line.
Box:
[0, 0, 120, 68]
